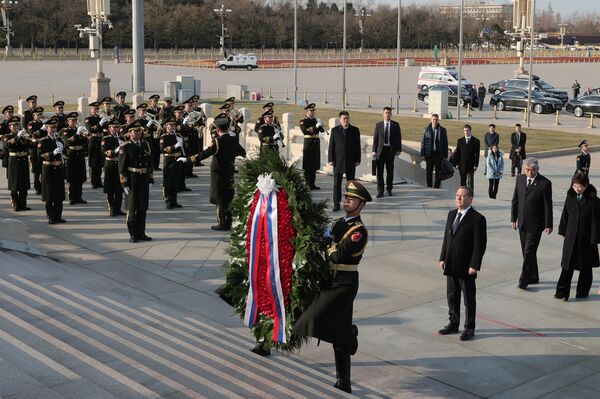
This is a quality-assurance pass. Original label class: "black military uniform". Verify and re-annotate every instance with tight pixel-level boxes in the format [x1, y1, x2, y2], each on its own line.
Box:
[174, 106, 193, 191]
[224, 97, 244, 138]
[121, 109, 136, 140]
[257, 109, 283, 152]
[113, 92, 131, 125]
[160, 116, 185, 209]
[162, 97, 174, 120]
[299, 103, 325, 189]
[292, 180, 371, 394]
[38, 118, 66, 224]
[5, 116, 34, 211]
[118, 120, 154, 242]
[61, 112, 88, 204]
[1, 105, 16, 176]
[85, 102, 104, 188]
[21, 95, 38, 128]
[576, 140, 591, 176]
[190, 116, 246, 230]
[182, 97, 205, 178]
[28, 108, 46, 194]
[102, 119, 126, 216]
[147, 95, 163, 171]
[52, 101, 67, 131]
[254, 102, 281, 133]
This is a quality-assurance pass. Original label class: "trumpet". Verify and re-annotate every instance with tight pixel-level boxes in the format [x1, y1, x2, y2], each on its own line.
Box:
[183, 110, 206, 127]
[145, 113, 163, 129]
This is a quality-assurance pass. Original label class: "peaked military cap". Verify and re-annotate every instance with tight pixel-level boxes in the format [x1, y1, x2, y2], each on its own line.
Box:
[219, 103, 231, 110]
[304, 103, 316, 110]
[124, 109, 136, 116]
[33, 107, 44, 114]
[66, 112, 79, 119]
[344, 180, 372, 202]
[214, 116, 230, 128]
[89, 102, 100, 107]
[149, 94, 160, 100]
[163, 96, 173, 102]
[163, 116, 177, 125]
[101, 97, 113, 103]
[173, 105, 185, 112]
[2, 105, 14, 113]
[136, 103, 148, 110]
[26, 95, 38, 102]
[53, 101, 65, 107]
[579, 140, 588, 147]
[44, 117, 59, 127]
[225, 96, 235, 103]
[191, 95, 200, 101]
[183, 97, 195, 104]
[261, 109, 274, 117]
[262, 102, 274, 109]
[7, 116, 20, 125]
[116, 91, 126, 98]
[108, 118, 120, 127]
[125, 119, 145, 132]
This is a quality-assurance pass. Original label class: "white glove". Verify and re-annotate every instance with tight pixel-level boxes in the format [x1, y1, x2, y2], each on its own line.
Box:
[115, 145, 121, 153]
[53, 147, 62, 155]
[123, 187, 130, 195]
[146, 119, 153, 127]
[17, 130, 25, 139]
[273, 132, 281, 141]
[176, 157, 187, 163]
[316, 122, 324, 129]
[41, 124, 47, 131]
[323, 226, 333, 239]
[56, 141, 64, 151]
[182, 116, 191, 126]
[118, 138, 125, 146]
[174, 141, 182, 149]
[76, 126, 84, 135]
[100, 116, 111, 126]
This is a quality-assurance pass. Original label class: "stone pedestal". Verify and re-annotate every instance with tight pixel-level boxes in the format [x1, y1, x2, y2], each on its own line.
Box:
[5, 46, 13, 57]
[281, 112, 294, 160]
[89, 74, 111, 103]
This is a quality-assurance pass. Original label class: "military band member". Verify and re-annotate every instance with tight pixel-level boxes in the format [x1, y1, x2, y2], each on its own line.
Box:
[225, 97, 244, 137]
[38, 118, 67, 224]
[1, 105, 16, 175]
[61, 112, 88, 205]
[254, 102, 281, 133]
[99, 97, 113, 119]
[160, 116, 185, 209]
[118, 120, 154, 243]
[86, 102, 104, 188]
[113, 91, 130, 125]
[576, 140, 591, 176]
[162, 96, 174, 120]
[174, 105, 192, 191]
[299, 103, 325, 190]
[292, 180, 371, 394]
[51, 101, 67, 131]
[188, 116, 246, 230]
[257, 109, 283, 151]
[121, 109, 136, 139]
[21, 95, 38, 128]
[182, 97, 204, 176]
[102, 119, 126, 216]
[28, 107, 46, 194]
[147, 95, 163, 171]
[5, 116, 34, 211]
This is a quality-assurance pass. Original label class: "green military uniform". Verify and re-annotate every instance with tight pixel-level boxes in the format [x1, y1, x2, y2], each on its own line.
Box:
[299, 103, 325, 189]
[38, 118, 66, 224]
[5, 116, 34, 211]
[257, 109, 282, 152]
[113, 91, 131, 125]
[160, 116, 185, 209]
[102, 119, 126, 216]
[61, 112, 88, 204]
[576, 140, 591, 176]
[85, 102, 104, 188]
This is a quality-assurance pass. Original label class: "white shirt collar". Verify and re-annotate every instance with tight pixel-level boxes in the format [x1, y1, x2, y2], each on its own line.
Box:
[457, 206, 471, 217]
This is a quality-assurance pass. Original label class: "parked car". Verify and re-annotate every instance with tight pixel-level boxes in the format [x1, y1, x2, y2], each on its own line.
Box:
[489, 90, 563, 114]
[417, 85, 473, 107]
[489, 77, 568, 104]
[417, 66, 474, 92]
[216, 53, 258, 70]
[566, 95, 600, 117]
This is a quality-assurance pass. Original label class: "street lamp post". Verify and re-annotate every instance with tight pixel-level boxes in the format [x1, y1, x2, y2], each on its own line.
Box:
[354, 7, 370, 53]
[526, 0, 536, 128]
[457, 0, 464, 120]
[559, 23, 567, 47]
[395, 0, 401, 114]
[342, 1, 347, 109]
[132, 0, 144, 93]
[214, 4, 232, 58]
[0, 0, 18, 57]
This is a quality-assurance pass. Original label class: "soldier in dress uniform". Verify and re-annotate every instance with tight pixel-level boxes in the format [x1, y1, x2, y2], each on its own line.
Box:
[21, 95, 38, 128]
[225, 97, 244, 138]
[182, 97, 205, 176]
[1, 105, 16, 176]
[102, 118, 126, 216]
[188, 116, 246, 230]
[85, 102, 104, 188]
[28, 107, 46, 194]
[5, 116, 34, 211]
[118, 120, 154, 243]
[174, 105, 192, 191]
[292, 180, 371, 394]
[576, 140, 591, 177]
[299, 103, 325, 190]
[160, 116, 186, 209]
[147, 95, 163, 171]
[61, 112, 88, 205]
[121, 109, 136, 140]
[254, 102, 280, 133]
[113, 91, 130, 125]
[51, 101, 67, 131]
[162, 97, 174, 120]
[99, 97, 113, 119]
[38, 118, 67, 224]
[257, 109, 283, 152]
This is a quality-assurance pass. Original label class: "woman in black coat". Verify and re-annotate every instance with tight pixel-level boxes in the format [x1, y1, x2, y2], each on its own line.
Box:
[556, 173, 600, 300]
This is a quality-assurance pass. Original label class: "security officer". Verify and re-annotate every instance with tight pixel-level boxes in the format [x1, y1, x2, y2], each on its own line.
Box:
[113, 91, 130, 124]
[188, 116, 246, 230]
[254, 102, 281, 133]
[21, 95, 38, 128]
[102, 118, 126, 216]
[5, 116, 33, 211]
[576, 140, 591, 176]
[292, 180, 371, 394]
[28, 107, 46, 194]
[118, 120, 154, 243]
[61, 112, 88, 205]
[257, 109, 282, 151]
[85, 101, 105, 188]
[299, 103, 326, 190]
[174, 105, 192, 191]
[160, 116, 185, 209]
[38, 118, 67, 224]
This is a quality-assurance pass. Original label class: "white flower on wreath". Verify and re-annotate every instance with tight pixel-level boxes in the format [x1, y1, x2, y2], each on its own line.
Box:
[256, 173, 279, 195]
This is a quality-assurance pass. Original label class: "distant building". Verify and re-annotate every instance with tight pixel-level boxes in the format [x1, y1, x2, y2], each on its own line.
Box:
[439, 1, 513, 23]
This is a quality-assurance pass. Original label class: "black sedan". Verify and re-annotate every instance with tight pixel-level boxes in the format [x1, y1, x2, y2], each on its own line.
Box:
[566, 95, 600, 117]
[417, 85, 473, 108]
[489, 90, 563, 114]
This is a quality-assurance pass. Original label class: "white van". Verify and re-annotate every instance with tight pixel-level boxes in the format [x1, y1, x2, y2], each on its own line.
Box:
[417, 66, 473, 92]
[216, 53, 258, 71]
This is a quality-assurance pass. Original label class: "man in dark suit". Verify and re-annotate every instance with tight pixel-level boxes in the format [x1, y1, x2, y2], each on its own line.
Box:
[511, 158, 553, 289]
[420, 114, 448, 189]
[372, 106, 402, 197]
[329, 111, 361, 211]
[510, 123, 527, 177]
[452, 124, 480, 190]
[439, 186, 487, 341]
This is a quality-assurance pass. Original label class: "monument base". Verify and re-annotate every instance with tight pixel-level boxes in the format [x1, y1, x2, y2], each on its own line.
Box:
[5, 46, 13, 57]
[89, 74, 111, 103]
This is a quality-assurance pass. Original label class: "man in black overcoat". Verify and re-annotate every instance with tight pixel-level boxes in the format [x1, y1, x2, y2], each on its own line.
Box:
[38, 118, 66, 224]
[328, 111, 361, 211]
[510, 123, 527, 176]
[511, 157, 553, 289]
[420, 114, 448, 189]
[299, 103, 326, 190]
[452, 124, 480, 190]
[160, 116, 185, 209]
[372, 106, 402, 197]
[438, 186, 487, 341]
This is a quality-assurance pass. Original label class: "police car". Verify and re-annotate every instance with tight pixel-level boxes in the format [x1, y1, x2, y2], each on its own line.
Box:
[216, 54, 258, 71]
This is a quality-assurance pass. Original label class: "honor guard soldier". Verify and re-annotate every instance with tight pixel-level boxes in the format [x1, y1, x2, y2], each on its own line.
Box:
[113, 91, 130, 124]
[5, 116, 34, 211]
[135, 103, 155, 146]
[225, 97, 244, 137]
[61, 112, 89, 205]
[121, 109, 136, 140]
[576, 140, 591, 176]
[99, 97, 113, 118]
[188, 115, 246, 230]
[162, 97, 174, 120]
[174, 105, 192, 191]
[293, 180, 371, 394]
[102, 118, 126, 216]
[299, 103, 326, 190]
[85, 102, 105, 188]
[52, 101, 67, 130]
[38, 118, 67, 224]
[28, 107, 46, 195]
[254, 102, 280, 133]
[118, 120, 154, 243]
[21, 95, 38, 128]
[257, 109, 283, 152]
[182, 97, 204, 176]
[160, 116, 185, 209]
[147, 95, 163, 171]
[1, 105, 16, 176]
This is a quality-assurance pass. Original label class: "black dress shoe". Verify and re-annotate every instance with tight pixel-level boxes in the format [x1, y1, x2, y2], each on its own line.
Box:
[22, 207, 31, 211]
[554, 293, 565, 300]
[188, 174, 199, 178]
[13, 207, 19, 212]
[129, 236, 138, 243]
[576, 293, 589, 299]
[332, 203, 341, 212]
[376, 192, 384, 198]
[116, 210, 126, 216]
[154, 167, 161, 171]
[174, 203, 183, 208]
[48, 219, 56, 225]
[139, 235, 152, 241]
[387, 190, 393, 196]
[333, 380, 352, 394]
[529, 279, 539, 284]
[438, 324, 459, 335]
[181, 187, 192, 192]
[58, 218, 67, 223]
[518, 283, 528, 290]
[310, 185, 321, 190]
[78, 199, 88, 204]
[349, 324, 359, 355]
[165, 204, 174, 209]
[69, 201, 76, 205]
[460, 329, 475, 341]
[35, 190, 42, 195]
[211, 225, 230, 231]
[250, 343, 271, 357]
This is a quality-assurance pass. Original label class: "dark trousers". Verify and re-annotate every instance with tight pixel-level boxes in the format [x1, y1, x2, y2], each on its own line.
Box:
[163, 186, 178, 207]
[447, 275, 476, 330]
[519, 229, 542, 285]
[68, 182, 83, 202]
[459, 170, 475, 190]
[488, 179, 499, 199]
[304, 170, 317, 188]
[45, 201, 63, 222]
[151, 138, 161, 170]
[478, 96, 485, 111]
[425, 151, 442, 188]
[217, 204, 232, 228]
[511, 156, 522, 175]
[556, 268, 593, 298]
[333, 169, 356, 205]
[376, 146, 395, 194]
[107, 192, 123, 215]
[90, 166, 103, 188]
[33, 172, 41, 193]
[126, 210, 147, 238]
[10, 190, 28, 210]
